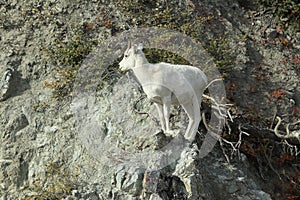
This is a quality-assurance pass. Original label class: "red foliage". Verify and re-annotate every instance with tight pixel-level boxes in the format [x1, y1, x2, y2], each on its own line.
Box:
[261, 39, 267, 45]
[276, 154, 295, 166]
[291, 57, 300, 63]
[105, 18, 111, 28]
[279, 58, 287, 63]
[83, 22, 94, 30]
[278, 37, 290, 46]
[272, 90, 286, 99]
[225, 82, 237, 99]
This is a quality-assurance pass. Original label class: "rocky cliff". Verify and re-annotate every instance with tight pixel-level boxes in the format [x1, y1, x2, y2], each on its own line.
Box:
[0, 0, 299, 199]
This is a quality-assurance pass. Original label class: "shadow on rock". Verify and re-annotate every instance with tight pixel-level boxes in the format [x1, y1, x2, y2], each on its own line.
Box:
[0, 68, 30, 101]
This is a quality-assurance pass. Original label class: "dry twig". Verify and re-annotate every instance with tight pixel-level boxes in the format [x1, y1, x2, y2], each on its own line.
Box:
[274, 116, 300, 141]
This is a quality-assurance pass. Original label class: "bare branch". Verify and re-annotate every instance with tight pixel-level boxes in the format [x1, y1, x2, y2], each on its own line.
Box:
[202, 94, 233, 121]
[282, 140, 300, 156]
[273, 116, 300, 141]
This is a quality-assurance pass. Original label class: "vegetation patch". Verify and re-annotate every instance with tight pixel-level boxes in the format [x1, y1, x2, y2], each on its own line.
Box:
[257, 0, 300, 31]
[45, 29, 97, 99]
[144, 48, 190, 65]
[116, 0, 235, 71]
[45, 0, 237, 98]
[21, 162, 79, 200]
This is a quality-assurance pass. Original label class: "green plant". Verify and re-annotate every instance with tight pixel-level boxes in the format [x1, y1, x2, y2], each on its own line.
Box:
[205, 34, 236, 72]
[49, 30, 95, 68]
[44, 66, 78, 98]
[46, 29, 97, 98]
[116, 0, 192, 28]
[32, 101, 50, 112]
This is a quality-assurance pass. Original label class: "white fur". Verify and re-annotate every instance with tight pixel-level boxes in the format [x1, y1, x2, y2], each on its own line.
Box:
[119, 43, 207, 142]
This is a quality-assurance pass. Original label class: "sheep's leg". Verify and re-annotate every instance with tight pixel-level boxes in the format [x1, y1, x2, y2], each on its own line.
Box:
[182, 103, 195, 140]
[162, 95, 172, 132]
[155, 103, 166, 131]
[181, 100, 201, 142]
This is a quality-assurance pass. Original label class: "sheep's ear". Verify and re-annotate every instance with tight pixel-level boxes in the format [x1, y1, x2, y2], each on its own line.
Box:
[137, 43, 143, 50]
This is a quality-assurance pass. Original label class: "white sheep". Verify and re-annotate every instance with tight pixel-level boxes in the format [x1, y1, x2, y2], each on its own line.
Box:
[119, 42, 208, 142]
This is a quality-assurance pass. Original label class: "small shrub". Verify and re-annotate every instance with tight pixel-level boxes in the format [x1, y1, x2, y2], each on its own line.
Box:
[205, 34, 236, 72]
[32, 101, 50, 113]
[49, 29, 96, 68]
[46, 29, 97, 98]
[21, 162, 79, 200]
[44, 66, 78, 99]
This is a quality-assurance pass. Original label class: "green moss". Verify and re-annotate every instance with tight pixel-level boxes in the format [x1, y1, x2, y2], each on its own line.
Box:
[116, 0, 195, 29]
[44, 66, 78, 99]
[96, 61, 122, 91]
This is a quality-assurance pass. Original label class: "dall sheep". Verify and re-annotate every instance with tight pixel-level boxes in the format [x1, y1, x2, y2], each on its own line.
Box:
[119, 42, 208, 142]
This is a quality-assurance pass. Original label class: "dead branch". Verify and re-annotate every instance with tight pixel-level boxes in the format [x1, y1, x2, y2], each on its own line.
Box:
[228, 118, 300, 146]
[202, 94, 233, 121]
[219, 124, 250, 161]
[282, 140, 300, 157]
[274, 116, 300, 141]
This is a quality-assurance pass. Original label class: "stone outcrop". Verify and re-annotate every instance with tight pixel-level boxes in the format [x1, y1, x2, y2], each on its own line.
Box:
[0, 0, 299, 199]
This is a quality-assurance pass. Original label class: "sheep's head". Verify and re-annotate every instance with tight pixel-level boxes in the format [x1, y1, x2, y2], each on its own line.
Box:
[119, 42, 144, 72]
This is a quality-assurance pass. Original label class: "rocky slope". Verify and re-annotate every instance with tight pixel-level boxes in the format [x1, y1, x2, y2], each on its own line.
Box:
[0, 0, 299, 199]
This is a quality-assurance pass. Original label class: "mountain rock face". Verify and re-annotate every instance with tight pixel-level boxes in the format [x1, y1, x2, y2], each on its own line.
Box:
[0, 0, 299, 199]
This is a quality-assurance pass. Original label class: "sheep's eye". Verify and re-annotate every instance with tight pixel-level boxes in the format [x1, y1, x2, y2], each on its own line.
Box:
[124, 54, 129, 58]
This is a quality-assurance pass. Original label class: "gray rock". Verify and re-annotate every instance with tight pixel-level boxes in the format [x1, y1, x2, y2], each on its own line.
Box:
[115, 168, 126, 190]
[173, 145, 202, 199]
[251, 190, 272, 200]
[122, 173, 143, 195]
[0, 67, 14, 101]
[82, 192, 99, 200]
[5, 113, 29, 135]
[72, 190, 80, 198]
[149, 193, 163, 200]
[228, 182, 239, 194]
[63, 196, 75, 200]
[114, 167, 144, 196]
[0, 0, 298, 199]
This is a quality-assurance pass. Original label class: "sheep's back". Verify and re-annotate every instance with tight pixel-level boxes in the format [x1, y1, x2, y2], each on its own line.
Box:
[158, 62, 207, 89]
